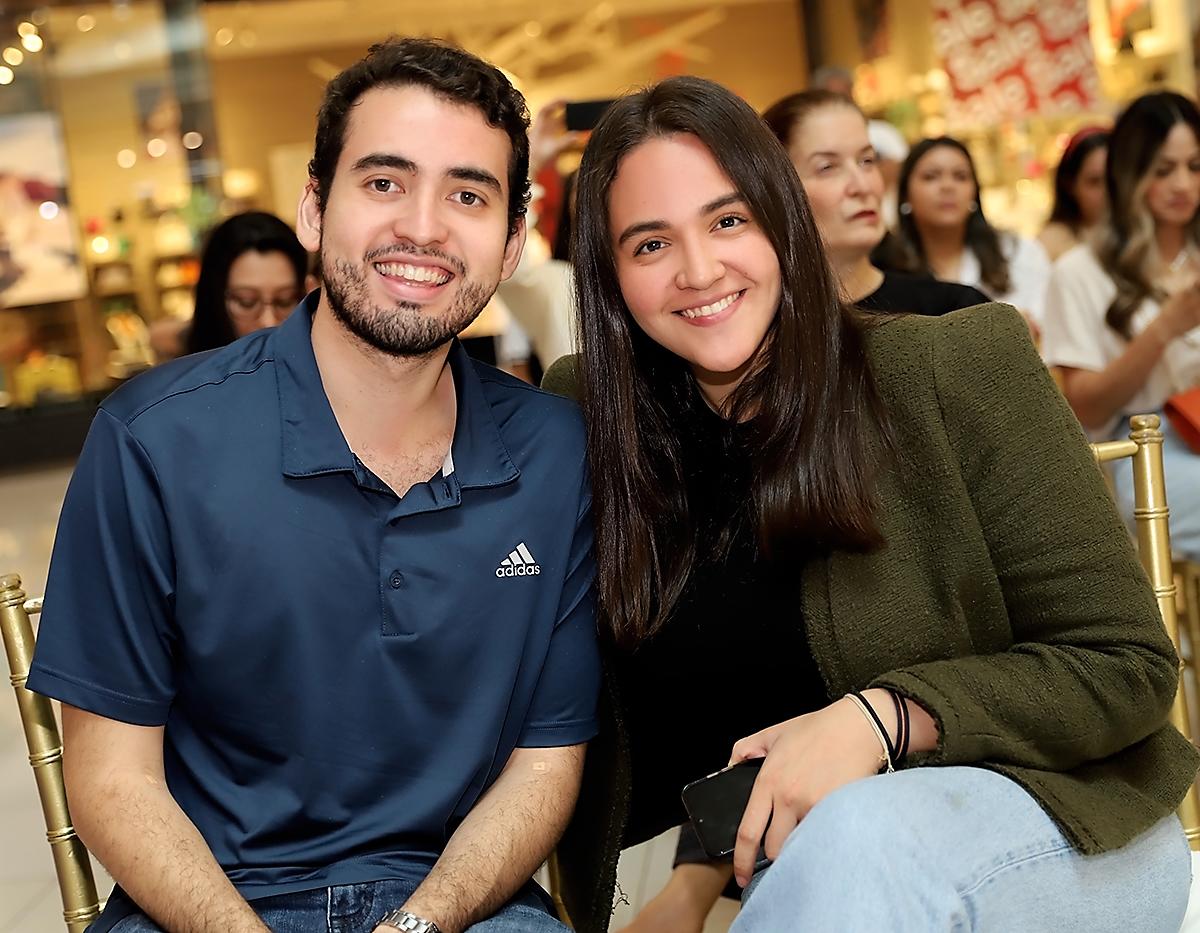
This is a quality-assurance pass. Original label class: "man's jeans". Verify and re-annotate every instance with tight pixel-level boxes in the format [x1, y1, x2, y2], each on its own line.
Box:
[733, 765, 1192, 932]
[108, 879, 566, 932]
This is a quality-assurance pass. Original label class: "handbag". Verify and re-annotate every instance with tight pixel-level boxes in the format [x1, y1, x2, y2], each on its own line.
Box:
[1163, 387, 1200, 453]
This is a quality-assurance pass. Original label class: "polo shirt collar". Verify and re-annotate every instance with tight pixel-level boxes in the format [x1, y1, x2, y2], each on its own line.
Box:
[275, 292, 518, 490]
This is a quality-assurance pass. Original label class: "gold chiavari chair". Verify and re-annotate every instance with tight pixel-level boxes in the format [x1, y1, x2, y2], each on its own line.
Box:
[1092, 414, 1200, 850]
[1174, 559, 1200, 730]
[0, 574, 100, 932]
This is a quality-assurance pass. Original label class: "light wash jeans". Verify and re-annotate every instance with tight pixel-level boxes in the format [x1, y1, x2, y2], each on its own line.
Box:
[106, 878, 565, 933]
[1111, 415, 1200, 562]
[732, 766, 1191, 932]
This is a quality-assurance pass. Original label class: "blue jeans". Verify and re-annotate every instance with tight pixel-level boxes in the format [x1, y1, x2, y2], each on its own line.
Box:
[107, 878, 566, 932]
[732, 766, 1191, 932]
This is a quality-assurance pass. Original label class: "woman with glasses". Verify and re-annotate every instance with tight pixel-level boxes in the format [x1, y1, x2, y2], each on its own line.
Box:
[186, 211, 308, 355]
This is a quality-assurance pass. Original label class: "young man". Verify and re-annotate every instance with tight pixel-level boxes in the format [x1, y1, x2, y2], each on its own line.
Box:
[27, 38, 599, 933]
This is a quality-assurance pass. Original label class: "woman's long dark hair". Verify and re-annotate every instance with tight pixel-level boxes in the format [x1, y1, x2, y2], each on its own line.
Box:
[1096, 92, 1200, 339]
[573, 75, 890, 649]
[886, 137, 1011, 296]
[187, 211, 307, 354]
[1048, 128, 1109, 231]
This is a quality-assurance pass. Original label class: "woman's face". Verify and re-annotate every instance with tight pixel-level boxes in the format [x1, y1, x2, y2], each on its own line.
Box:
[607, 133, 782, 402]
[788, 105, 885, 262]
[1071, 146, 1107, 228]
[224, 249, 302, 337]
[1144, 122, 1200, 232]
[905, 144, 976, 232]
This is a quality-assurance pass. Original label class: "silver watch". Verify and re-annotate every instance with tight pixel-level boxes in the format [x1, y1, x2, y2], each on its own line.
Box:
[377, 909, 442, 933]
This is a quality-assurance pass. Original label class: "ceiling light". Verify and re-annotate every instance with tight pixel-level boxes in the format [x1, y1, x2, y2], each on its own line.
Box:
[17, 23, 37, 38]
[21, 34, 43, 53]
[38, 201, 59, 220]
[182, 131, 203, 150]
[0, 67, 13, 86]
[3, 48, 23, 67]
[117, 149, 136, 168]
[146, 138, 167, 158]
[77, 15, 96, 33]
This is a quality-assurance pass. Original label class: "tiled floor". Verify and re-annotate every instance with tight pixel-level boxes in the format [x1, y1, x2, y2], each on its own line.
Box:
[0, 462, 736, 932]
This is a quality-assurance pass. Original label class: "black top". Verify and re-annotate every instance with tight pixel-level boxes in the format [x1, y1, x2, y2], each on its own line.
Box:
[859, 270, 990, 316]
[619, 400, 827, 844]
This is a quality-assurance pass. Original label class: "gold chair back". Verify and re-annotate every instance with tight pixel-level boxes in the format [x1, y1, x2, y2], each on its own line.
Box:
[0, 574, 100, 931]
[1092, 414, 1200, 850]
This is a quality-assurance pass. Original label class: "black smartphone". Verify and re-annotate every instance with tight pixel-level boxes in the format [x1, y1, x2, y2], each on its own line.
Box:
[680, 758, 764, 859]
[564, 99, 617, 132]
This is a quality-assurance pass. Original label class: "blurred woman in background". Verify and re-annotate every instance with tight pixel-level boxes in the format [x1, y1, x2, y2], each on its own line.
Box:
[1040, 127, 1110, 261]
[1043, 91, 1200, 559]
[880, 136, 1051, 330]
[764, 90, 988, 316]
[186, 211, 308, 354]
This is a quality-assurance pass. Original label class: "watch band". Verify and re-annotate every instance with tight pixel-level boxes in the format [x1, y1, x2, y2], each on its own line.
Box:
[377, 909, 442, 933]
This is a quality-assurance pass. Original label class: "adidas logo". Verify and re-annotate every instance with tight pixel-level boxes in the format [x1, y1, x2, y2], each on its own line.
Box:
[496, 542, 541, 577]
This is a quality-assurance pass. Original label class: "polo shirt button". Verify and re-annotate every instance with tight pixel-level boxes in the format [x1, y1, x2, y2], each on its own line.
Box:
[389, 572, 403, 589]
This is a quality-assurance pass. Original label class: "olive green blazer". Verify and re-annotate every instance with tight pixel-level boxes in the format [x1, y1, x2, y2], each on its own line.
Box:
[542, 303, 1200, 933]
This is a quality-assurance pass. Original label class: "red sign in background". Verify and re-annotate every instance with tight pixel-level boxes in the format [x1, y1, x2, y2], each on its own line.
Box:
[932, 0, 1101, 127]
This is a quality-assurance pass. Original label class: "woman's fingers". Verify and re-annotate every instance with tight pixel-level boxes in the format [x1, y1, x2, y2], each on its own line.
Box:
[733, 772, 773, 886]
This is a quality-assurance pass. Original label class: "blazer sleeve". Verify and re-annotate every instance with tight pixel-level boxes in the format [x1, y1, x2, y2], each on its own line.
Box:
[871, 303, 1181, 771]
[540, 354, 583, 400]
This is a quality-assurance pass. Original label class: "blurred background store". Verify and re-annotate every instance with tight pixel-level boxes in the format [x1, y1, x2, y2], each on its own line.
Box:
[0, 0, 1193, 467]
[0, 1, 1198, 930]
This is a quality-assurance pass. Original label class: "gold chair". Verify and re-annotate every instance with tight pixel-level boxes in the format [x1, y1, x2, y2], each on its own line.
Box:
[0, 573, 100, 932]
[1092, 414, 1200, 850]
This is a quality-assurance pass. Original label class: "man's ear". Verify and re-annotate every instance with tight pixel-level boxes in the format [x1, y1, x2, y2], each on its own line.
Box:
[296, 180, 323, 253]
[499, 215, 527, 283]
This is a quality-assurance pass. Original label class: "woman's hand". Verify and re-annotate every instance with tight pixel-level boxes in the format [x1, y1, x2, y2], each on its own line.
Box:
[1154, 284, 1200, 343]
[528, 100, 586, 178]
[727, 689, 897, 887]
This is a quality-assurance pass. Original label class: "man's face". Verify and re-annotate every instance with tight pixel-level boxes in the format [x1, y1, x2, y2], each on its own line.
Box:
[297, 84, 525, 357]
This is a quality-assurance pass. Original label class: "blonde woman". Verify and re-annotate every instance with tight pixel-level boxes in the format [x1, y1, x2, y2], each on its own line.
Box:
[1043, 91, 1200, 559]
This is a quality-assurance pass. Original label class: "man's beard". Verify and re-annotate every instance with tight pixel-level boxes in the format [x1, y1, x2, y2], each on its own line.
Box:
[321, 246, 495, 358]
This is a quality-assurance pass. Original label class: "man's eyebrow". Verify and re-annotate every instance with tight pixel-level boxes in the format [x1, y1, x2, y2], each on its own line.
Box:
[351, 153, 417, 174]
[448, 166, 503, 195]
[616, 192, 746, 246]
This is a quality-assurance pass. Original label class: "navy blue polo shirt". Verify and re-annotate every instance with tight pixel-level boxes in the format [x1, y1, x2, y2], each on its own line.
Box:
[28, 295, 600, 928]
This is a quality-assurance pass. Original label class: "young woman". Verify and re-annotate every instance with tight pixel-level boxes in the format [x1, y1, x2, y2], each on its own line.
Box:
[880, 136, 1051, 328]
[1043, 92, 1200, 560]
[617, 88, 992, 933]
[1039, 127, 1110, 261]
[186, 211, 308, 354]
[544, 76, 1195, 933]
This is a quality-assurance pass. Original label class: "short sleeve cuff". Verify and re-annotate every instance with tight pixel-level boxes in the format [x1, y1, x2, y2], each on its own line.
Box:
[26, 663, 171, 727]
[516, 716, 597, 748]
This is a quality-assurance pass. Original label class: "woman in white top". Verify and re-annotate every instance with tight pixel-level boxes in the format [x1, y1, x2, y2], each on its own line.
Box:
[879, 136, 1051, 329]
[1042, 90, 1200, 559]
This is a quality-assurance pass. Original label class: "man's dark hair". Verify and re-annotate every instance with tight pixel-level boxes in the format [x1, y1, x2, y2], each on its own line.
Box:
[308, 37, 531, 236]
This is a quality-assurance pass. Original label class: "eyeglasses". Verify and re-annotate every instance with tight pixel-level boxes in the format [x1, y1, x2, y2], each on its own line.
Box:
[224, 291, 300, 319]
